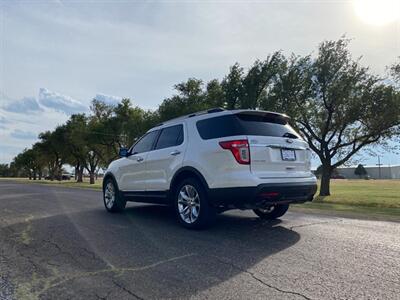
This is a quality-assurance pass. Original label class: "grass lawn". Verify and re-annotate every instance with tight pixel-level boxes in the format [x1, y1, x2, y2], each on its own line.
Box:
[0, 177, 102, 189]
[1, 177, 399, 220]
[292, 179, 400, 221]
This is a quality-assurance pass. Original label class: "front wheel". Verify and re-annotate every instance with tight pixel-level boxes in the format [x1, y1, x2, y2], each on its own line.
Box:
[103, 178, 126, 212]
[253, 204, 289, 220]
[174, 178, 216, 229]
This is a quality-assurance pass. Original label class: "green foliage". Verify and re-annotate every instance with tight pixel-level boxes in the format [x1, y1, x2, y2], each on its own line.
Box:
[0, 164, 10, 177]
[354, 164, 368, 178]
[222, 63, 243, 109]
[240, 52, 284, 109]
[36, 126, 68, 180]
[265, 37, 400, 195]
[0, 163, 18, 177]
[13, 148, 42, 179]
[9, 37, 400, 192]
[158, 78, 212, 121]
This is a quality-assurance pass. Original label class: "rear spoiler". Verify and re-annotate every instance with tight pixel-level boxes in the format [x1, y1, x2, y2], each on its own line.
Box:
[233, 110, 290, 122]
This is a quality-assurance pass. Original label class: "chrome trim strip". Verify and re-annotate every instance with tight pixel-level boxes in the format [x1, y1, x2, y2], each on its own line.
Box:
[250, 143, 308, 150]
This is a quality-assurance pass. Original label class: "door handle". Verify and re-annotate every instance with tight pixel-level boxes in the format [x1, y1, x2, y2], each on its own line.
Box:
[136, 157, 144, 162]
[170, 150, 181, 156]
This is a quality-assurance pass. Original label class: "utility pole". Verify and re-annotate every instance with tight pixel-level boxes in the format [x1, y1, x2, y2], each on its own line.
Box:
[376, 155, 383, 179]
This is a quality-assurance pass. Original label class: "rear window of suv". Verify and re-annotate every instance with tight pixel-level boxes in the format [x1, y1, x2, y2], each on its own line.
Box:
[196, 113, 300, 140]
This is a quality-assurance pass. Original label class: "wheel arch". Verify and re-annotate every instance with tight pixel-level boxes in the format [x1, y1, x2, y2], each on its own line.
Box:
[103, 172, 119, 190]
[169, 167, 209, 195]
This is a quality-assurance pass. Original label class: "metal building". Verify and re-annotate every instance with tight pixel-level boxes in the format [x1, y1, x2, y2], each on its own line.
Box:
[336, 165, 400, 179]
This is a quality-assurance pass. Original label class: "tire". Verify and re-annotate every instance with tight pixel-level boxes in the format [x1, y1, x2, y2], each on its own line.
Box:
[253, 204, 289, 220]
[173, 177, 216, 229]
[103, 177, 126, 212]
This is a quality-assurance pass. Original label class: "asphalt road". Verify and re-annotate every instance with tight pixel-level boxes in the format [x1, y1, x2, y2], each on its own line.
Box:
[0, 181, 399, 300]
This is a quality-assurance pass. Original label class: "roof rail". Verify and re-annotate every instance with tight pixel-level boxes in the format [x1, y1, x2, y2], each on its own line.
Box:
[159, 107, 226, 125]
[207, 107, 225, 113]
[187, 107, 225, 118]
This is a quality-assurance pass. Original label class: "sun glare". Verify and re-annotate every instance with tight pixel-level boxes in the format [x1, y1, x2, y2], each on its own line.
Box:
[353, 0, 400, 26]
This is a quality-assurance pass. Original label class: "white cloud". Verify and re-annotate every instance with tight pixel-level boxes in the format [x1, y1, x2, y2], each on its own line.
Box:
[10, 129, 38, 140]
[94, 93, 122, 105]
[0, 106, 70, 163]
[2, 97, 43, 113]
[38, 88, 87, 115]
[0, 88, 84, 163]
[0, 88, 125, 163]
[0, 115, 8, 124]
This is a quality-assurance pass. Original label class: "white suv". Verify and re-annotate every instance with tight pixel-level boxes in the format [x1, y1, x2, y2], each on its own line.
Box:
[103, 108, 317, 229]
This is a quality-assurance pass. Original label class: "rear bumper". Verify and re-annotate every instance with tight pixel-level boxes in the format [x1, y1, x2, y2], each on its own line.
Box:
[208, 182, 317, 209]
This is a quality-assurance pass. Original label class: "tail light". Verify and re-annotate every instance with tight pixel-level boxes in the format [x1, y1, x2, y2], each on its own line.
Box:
[219, 139, 250, 165]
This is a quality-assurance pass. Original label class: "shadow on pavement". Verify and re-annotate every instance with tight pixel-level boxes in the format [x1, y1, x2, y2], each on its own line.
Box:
[1, 204, 300, 299]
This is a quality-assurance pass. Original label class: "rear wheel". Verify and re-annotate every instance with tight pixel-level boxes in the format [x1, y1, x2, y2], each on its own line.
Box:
[253, 204, 289, 220]
[174, 178, 216, 229]
[103, 178, 126, 212]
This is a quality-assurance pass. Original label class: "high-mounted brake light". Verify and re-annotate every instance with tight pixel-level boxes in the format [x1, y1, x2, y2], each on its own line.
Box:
[219, 139, 250, 165]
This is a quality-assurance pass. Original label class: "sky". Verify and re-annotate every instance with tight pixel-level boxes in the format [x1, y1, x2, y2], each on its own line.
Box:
[0, 0, 399, 167]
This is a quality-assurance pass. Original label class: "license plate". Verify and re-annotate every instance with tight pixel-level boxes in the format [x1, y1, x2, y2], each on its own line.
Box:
[281, 149, 296, 161]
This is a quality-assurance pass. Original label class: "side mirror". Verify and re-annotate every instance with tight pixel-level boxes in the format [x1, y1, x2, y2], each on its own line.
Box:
[119, 147, 128, 158]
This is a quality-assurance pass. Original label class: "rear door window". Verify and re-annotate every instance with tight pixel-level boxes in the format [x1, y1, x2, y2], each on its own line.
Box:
[155, 124, 184, 150]
[196, 113, 299, 140]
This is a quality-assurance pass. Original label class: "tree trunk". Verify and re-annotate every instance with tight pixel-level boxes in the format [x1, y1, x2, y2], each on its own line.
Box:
[320, 165, 332, 196]
[75, 165, 79, 180]
[58, 167, 63, 181]
[89, 172, 95, 184]
[33, 172, 37, 180]
[38, 170, 42, 180]
[77, 166, 84, 183]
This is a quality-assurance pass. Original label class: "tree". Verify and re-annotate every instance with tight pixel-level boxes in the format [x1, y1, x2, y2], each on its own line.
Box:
[64, 114, 88, 182]
[89, 98, 156, 166]
[31, 143, 46, 180]
[0, 164, 10, 177]
[13, 148, 39, 179]
[84, 119, 107, 184]
[158, 78, 211, 121]
[389, 59, 400, 84]
[221, 63, 243, 109]
[354, 164, 367, 179]
[205, 79, 225, 107]
[240, 52, 283, 109]
[266, 38, 400, 196]
[0, 163, 17, 177]
[38, 126, 68, 181]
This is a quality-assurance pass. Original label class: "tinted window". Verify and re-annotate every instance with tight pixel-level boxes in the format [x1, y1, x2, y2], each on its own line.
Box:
[155, 125, 183, 150]
[131, 130, 159, 154]
[196, 115, 240, 140]
[196, 113, 300, 140]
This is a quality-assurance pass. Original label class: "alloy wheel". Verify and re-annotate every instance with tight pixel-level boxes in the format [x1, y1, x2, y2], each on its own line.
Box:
[178, 184, 201, 224]
[104, 182, 116, 209]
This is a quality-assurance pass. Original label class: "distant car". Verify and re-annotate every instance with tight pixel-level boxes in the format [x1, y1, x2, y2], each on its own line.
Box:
[103, 108, 317, 229]
[331, 174, 346, 179]
[44, 174, 72, 180]
[61, 174, 72, 180]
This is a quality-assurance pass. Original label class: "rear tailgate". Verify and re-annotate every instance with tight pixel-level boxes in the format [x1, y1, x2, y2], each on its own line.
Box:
[232, 111, 312, 178]
[248, 136, 311, 178]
